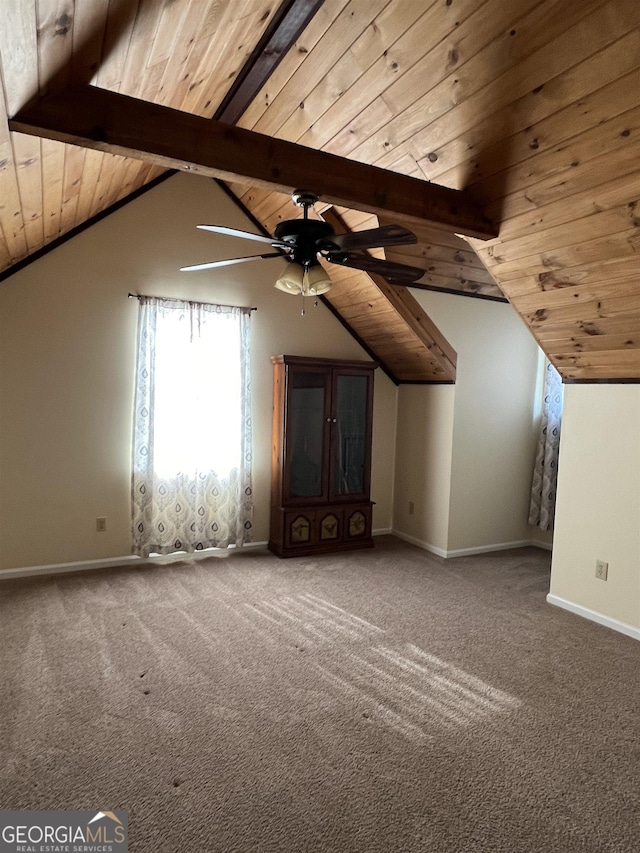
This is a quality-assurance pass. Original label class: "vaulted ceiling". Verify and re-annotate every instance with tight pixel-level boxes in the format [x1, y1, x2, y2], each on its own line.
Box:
[1, 0, 639, 382]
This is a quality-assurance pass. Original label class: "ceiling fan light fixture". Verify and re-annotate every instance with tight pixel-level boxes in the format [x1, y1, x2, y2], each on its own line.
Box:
[274, 262, 332, 296]
[304, 263, 332, 295]
[274, 262, 304, 294]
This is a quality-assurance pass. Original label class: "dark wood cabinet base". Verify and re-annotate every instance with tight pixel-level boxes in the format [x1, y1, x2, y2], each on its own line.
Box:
[269, 502, 374, 557]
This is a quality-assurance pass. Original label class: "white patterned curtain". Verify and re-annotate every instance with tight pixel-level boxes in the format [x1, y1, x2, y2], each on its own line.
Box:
[529, 360, 563, 531]
[132, 297, 253, 557]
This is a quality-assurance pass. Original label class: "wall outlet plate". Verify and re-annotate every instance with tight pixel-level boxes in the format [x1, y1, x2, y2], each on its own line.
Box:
[595, 559, 608, 581]
[96, 517, 107, 533]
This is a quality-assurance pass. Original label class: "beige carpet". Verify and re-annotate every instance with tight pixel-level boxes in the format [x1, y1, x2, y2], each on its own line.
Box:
[1, 536, 639, 852]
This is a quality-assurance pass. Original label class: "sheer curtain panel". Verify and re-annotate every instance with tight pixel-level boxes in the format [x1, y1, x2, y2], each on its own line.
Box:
[528, 360, 563, 531]
[132, 297, 253, 557]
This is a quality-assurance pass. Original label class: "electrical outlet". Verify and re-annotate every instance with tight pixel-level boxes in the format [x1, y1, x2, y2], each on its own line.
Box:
[408, 501, 415, 515]
[96, 517, 107, 533]
[595, 559, 608, 581]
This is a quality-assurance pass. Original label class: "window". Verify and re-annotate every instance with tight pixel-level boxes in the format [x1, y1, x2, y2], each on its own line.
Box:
[131, 297, 253, 557]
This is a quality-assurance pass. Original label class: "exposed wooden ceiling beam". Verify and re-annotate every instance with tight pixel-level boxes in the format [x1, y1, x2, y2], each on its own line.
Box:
[322, 207, 458, 382]
[9, 84, 497, 240]
[215, 0, 326, 124]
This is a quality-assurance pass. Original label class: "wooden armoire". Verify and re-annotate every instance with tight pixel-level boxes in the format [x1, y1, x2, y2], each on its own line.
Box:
[269, 355, 377, 557]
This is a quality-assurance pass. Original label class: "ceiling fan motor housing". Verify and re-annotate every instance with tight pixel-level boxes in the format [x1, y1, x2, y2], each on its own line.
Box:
[274, 219, 337, 268]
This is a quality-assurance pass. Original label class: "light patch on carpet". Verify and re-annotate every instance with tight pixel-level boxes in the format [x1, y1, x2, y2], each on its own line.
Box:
[373, 644, 522, 724]
[301, 593, 384, 634]
[244, 593, 384, 647]
[242, 592, 520, 742]
[313, 644, 520, 742]
[314, 664, 426, 742]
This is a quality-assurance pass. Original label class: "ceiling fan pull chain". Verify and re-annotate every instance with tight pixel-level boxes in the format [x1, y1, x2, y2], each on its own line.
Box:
[301, 267, 309, 315]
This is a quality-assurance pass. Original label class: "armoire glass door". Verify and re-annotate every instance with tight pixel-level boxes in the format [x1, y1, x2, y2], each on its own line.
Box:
[286, 368, 330, 500]
[333, 372, 369, 497]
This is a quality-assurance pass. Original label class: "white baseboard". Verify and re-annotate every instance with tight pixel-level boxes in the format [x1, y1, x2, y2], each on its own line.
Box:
[0, 554, 145, 580]
[372, 527, 393, 537]
[391, 530, 448, 557]
[0, 540, 270, 581]
[445, 539, 542, 558]
[391, 529, 550, 559]
[547, 594, 640, 642]
[529, 539, 553, 552]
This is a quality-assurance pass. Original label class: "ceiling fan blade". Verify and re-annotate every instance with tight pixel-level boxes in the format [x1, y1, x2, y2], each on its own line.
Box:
[319, 224, 417, 252]
[180, 252, 284, 272]
[197, 224, 287, 247]
[326, 252, 424, 283]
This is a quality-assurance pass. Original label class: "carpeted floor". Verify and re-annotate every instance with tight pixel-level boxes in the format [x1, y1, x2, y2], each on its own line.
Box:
[1, 536, 639, 852]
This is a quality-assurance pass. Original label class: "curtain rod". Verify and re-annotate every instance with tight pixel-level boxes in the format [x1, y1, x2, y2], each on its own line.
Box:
[128, 293, 257, 311]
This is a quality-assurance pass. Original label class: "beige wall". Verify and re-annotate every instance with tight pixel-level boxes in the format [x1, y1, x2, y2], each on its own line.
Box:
[393, 385, 455, 553]
[0, 174, 397, 570]
[393, 290, 541, 555]
[550, 385, 640, 629]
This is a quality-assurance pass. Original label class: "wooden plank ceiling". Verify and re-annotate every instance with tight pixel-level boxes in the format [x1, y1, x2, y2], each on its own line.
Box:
[1, 0, 639, 381]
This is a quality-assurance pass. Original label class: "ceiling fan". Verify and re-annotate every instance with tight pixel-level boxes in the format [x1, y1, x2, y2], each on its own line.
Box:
[180, 190, 425, 298]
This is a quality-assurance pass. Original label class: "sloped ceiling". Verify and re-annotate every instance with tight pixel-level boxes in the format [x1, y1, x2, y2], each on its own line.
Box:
[1, 0, 639, 381]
